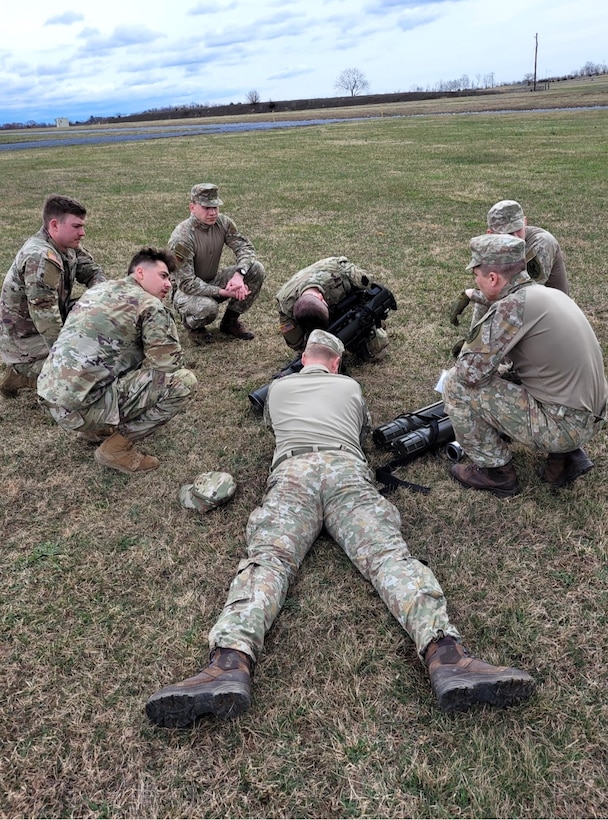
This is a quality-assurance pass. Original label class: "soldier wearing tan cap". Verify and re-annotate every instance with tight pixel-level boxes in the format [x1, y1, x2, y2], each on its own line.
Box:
[487, 200, 568, 293]
[168, 183, 265, 343]
[443, 234, 606, 497]
[146, 328, 535, 728]
[449, 199, 569, 333]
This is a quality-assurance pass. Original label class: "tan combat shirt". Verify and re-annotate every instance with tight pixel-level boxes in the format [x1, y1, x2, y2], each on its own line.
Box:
[168, 214, 257, 298]
[264, 365, 372, 468]
[458, 273, 606, 415]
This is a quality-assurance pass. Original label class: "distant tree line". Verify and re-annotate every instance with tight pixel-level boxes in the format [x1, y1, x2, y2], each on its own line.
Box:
[0, 120, 53, 131]
[2, 60, 607, 130]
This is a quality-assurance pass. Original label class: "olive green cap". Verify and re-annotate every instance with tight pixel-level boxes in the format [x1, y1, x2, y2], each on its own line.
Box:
[487, 200, 525, 233]
[306, 329, 345, 356]
[178, 471, 236, 513]
[190, 183, 223, 207]
[466, 234, 526, 270]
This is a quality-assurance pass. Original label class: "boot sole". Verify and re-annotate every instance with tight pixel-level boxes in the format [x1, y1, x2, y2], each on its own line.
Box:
[220, 330, 255, 340]
[435, 673, 535, 713]
[145, 682, 251, 728]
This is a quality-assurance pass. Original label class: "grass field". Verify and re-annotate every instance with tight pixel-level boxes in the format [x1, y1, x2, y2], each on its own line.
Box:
[1, 87, 608, 818]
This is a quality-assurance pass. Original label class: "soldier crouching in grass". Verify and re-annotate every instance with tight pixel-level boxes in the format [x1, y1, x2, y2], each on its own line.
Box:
[168, 183, 265, 344]
[0, 194, 107, 398]
[145, 330, 535, 729]
[37, 247, 197, 474]
[444, 234, 607, 497]
[275, 255, 389, 356]
[449, 199, 570, 339]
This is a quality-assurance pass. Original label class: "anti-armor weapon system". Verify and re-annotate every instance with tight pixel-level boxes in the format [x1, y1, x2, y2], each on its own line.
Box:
[373, 400, 464, 463]
[248, 283, 397, 413]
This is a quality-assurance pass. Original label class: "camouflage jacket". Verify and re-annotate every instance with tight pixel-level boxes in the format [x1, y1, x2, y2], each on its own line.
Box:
[457, 272, 606, 414]
[37, 276, 184, 411]
[0, 227, 106, 365]
[275, 257, 372, 319]
[168, 214, 257, 298]
[524, 225, 568, 294]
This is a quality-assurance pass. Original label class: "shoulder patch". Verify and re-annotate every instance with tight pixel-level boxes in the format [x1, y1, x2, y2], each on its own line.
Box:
[42, 259, 62, 288]
[46, 249, 62, 268]
[172, 241, 190, 263]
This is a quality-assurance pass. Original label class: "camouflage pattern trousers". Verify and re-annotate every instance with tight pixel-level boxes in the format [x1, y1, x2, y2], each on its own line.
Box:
[208, 451, 460, 663]
[443, 368, 604, 468]
[41, 366, 197, 441]
[173, 262, 264, 330]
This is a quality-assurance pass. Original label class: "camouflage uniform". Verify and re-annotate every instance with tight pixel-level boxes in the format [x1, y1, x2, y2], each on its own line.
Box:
[470, 201, 569, 325]
[523, 225, 568, 292]
[0, 227, 106, 378]
[208, 355, 460, 663]
[37, 277, 197, 440]
[444, 270, 607, 468]
[168, 213, 264, 331]
[275, 256, 373, 350]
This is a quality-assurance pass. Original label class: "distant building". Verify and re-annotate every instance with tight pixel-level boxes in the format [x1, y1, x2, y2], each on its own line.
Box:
[55, 118, 70, 128]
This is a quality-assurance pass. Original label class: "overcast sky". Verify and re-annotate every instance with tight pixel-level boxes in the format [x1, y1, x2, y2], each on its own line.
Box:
[1, 0, 605, 125]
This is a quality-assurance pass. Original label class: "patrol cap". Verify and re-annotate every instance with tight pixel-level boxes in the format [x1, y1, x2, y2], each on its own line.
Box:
[466, 234, 526, 270]
[487, 200, 525, 233]
[190, 183, 223, 207]
[178, 471, 236, 513]
[306, 329, 345, 356]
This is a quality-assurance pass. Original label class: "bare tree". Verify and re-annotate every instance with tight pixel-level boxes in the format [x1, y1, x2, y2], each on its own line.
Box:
[334, 68, 370, 97]
[246, 89, 261, 104]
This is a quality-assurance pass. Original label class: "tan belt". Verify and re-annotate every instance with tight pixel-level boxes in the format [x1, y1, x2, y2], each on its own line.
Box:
[272, 445, 348, 470]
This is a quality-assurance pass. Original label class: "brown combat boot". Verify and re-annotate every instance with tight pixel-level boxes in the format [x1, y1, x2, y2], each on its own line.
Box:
[189, 328, 213, 345]
[0, 365, 38, 398]
[94, 432, 159, 474]
[538, 448, 594, 488]
[145, 648, 252, 728]
[425, 636, 535, 712]
[449, 461, 521, 498]
[220, 309, 255, 340]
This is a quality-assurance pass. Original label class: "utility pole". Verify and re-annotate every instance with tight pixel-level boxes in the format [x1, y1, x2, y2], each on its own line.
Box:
[533, 33, 538, 91]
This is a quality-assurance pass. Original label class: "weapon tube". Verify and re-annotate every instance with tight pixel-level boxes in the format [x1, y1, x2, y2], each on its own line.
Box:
[372, 400, 446, 447]
[391, 415, 457, 459]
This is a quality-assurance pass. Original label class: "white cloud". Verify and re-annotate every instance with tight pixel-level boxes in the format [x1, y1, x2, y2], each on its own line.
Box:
[45, 11, 85, 26]
[0, 0, 605, 124]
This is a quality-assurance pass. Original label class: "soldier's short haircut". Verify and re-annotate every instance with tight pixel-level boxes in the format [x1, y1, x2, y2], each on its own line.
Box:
[42, 194, 87, 227]
[478, 259, 527, 279]
[304, 342, 342, 364]
[128, 246, 178, 275]
[293, 292, 330, 333]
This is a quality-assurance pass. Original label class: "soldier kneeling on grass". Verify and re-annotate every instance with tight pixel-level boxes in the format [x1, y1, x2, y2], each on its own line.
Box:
[443, 234, 607, 498]
[37, 247, 197, 474]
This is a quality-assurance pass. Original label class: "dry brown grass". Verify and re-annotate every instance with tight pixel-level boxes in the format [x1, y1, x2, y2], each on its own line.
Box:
[1, 93, 607, 818]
